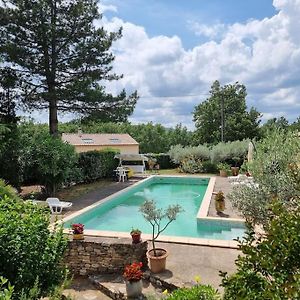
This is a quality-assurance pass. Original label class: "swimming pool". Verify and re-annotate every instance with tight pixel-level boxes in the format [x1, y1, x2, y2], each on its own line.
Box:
[64, 176, 245, 242]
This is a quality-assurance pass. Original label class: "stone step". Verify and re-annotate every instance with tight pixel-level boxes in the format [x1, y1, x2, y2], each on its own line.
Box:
[89, 272, 179, 299]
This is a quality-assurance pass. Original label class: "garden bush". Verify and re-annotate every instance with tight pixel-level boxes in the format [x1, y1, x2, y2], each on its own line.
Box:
[228, 130, 300, 226]
[145, 153, 177, 169]
[210, 140, 249, 166]
[168, 145, 210, 173]
[166, 284, 221, 300]
[78, 149, 119, 183]
[0, 187, 68, 298]
[221, 201, 300, 299]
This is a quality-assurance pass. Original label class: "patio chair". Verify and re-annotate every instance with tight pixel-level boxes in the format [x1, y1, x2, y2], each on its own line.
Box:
[116, 167, 127, 182]
[46, 197, 73, 214]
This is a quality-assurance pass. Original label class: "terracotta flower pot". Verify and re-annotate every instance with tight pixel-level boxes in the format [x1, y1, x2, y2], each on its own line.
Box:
[125, 280, 143, 298]
[147, 248, 168, 273]
[219, 170, 228, 177]
[231, 167, 239, 176]
[73, 233, 84, 240]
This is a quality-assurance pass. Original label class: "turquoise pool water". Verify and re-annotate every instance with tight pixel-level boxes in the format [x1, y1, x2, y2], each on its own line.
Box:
[64, 177, 245, 240]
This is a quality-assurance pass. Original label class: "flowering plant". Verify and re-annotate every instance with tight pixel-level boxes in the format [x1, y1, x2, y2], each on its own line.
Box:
[71, 223, 84, 234]
[123, 262, 143, 282]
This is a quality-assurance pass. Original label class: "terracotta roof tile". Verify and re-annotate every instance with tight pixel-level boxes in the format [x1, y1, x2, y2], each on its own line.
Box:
[62, 133, 139, 146]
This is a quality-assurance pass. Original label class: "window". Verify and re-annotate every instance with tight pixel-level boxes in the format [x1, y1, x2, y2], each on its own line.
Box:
[109, 138, 121, 143]
[82, 138, 94, 144]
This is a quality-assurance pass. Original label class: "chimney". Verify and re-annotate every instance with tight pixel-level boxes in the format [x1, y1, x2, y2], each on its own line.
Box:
[78, 127, 82, 137]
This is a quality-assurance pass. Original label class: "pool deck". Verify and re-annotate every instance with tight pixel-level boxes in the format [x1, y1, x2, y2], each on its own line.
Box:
[61, 175, 241, 298]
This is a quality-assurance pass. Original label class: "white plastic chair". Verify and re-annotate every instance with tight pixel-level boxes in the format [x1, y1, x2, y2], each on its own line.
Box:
[116, 167, 126, 182]
[46, 197, 73, 214]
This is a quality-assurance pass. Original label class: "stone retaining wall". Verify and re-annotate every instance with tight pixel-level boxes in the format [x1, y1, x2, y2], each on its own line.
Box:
[64, 236, 148, 276]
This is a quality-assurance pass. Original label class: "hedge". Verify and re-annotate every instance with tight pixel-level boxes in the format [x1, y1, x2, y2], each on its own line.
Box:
[78, 150, 119, 183]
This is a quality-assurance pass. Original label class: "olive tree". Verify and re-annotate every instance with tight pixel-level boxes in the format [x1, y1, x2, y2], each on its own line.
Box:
[228, 129, 300, 226]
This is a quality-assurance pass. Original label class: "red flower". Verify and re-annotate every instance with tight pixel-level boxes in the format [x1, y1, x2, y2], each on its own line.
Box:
[123, 262, 143, 282]
[71, 223, 84, 234]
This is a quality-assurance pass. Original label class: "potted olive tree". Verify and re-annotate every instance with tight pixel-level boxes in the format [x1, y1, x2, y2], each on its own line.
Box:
[217, 162, 230, 177]
[139, 199, 183, 273]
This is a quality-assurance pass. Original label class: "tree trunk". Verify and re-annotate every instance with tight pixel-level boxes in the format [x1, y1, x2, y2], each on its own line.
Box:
[49, 98, 58, 136]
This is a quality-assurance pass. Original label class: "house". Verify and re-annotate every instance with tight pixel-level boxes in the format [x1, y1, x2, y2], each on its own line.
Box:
[62, 133, 139, 154]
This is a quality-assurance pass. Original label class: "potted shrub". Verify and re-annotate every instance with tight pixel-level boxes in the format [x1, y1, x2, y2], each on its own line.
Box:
[130, 228, 142, 244]
[139, 199, 183, 273]
[217, 162, 230, 177]
[214, 191, 225, 214]
[123, 262, 143, 298]
[71, 223, 84, 240]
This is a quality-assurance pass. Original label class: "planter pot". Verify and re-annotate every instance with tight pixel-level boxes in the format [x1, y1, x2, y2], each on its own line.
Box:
[219, 170, 228, 177]
[73, 233, 84, 240]
[125, 280, 143, 298]
[231, 167, 239, 176]
[147, 248, 168, 273]
[131, 233, 141, 244]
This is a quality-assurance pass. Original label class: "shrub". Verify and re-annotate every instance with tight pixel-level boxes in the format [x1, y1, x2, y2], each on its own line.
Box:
[0, 192, 68, 298]
[228, 130, 300, 226]
[168, 145, 210, 173]
[145, 153, 177, 169]
[0, 277, 13, 300]
[210, 140, 249, 166]
[21, 133, 78, 196]
[221, 201, 300, 299]
[0, 179, 19, 202]
[78, 150, 119, 183]
[166, 284, 221, 300]
[202, 161, 218, 173]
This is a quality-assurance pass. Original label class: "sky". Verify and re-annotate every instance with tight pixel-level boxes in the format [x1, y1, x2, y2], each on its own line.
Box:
[29, 0, 300, 129]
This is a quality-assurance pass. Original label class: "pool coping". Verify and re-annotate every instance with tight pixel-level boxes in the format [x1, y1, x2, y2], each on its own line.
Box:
[62, 175, 243, 249]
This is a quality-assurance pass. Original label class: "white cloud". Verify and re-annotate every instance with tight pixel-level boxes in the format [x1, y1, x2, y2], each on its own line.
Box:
[97, 0, 300, 128]
[188, 21, 226, 39]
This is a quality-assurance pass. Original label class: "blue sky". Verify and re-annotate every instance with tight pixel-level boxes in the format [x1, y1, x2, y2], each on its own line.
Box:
[104, 0, 276, 49]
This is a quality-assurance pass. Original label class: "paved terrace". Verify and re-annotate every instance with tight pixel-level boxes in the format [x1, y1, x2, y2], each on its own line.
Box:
[60, 175, 242, 298]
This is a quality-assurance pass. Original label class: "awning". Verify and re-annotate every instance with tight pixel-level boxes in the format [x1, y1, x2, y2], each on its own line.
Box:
[114, 154, 149, 161]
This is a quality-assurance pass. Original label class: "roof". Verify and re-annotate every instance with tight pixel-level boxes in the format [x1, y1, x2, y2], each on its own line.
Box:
[62, 133, 139, 146]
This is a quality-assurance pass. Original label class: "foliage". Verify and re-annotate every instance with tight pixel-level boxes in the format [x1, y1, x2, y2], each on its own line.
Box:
[71, 223, 84, 234]
[139, 200, 182, 256]
[228, 129, 300, 226]
[0, 0, 137, 135]
[0, 179, 19, 202]
[0, 68, 21, 188]
[26, 133, 78, 196]
[0, 193, 68, 298]
[0, 277, 13, 300]
[130, 228, 141, 235]
[221, 201, 300, 299]
[216, 162, 230, 171]
[201, 161, 218, 173]
[166, 284, 221, 300]
[210, 140, 249, 165]
[78, 150, 119, 183]
[168, 144, 210, 173]
[146, 154, 177, 169]
[259, 116, 290, 138]
[123, 262, 143, 282]
[193, 80, 261, 144]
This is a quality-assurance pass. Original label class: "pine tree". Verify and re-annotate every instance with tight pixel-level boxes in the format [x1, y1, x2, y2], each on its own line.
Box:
[0, 0, 138, 135]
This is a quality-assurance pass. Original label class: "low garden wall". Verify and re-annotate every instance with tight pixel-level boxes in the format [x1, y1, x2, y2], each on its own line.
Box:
[64, 236, 148, 276]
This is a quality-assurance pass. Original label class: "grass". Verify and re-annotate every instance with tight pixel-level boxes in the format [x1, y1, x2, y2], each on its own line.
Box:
[57, 180, 113, 202]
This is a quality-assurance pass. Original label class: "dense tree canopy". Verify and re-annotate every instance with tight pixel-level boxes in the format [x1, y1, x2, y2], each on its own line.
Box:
[0, 0, 138, 135]
[193, 81, 261, 144]
[0, 68, 21, 187]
